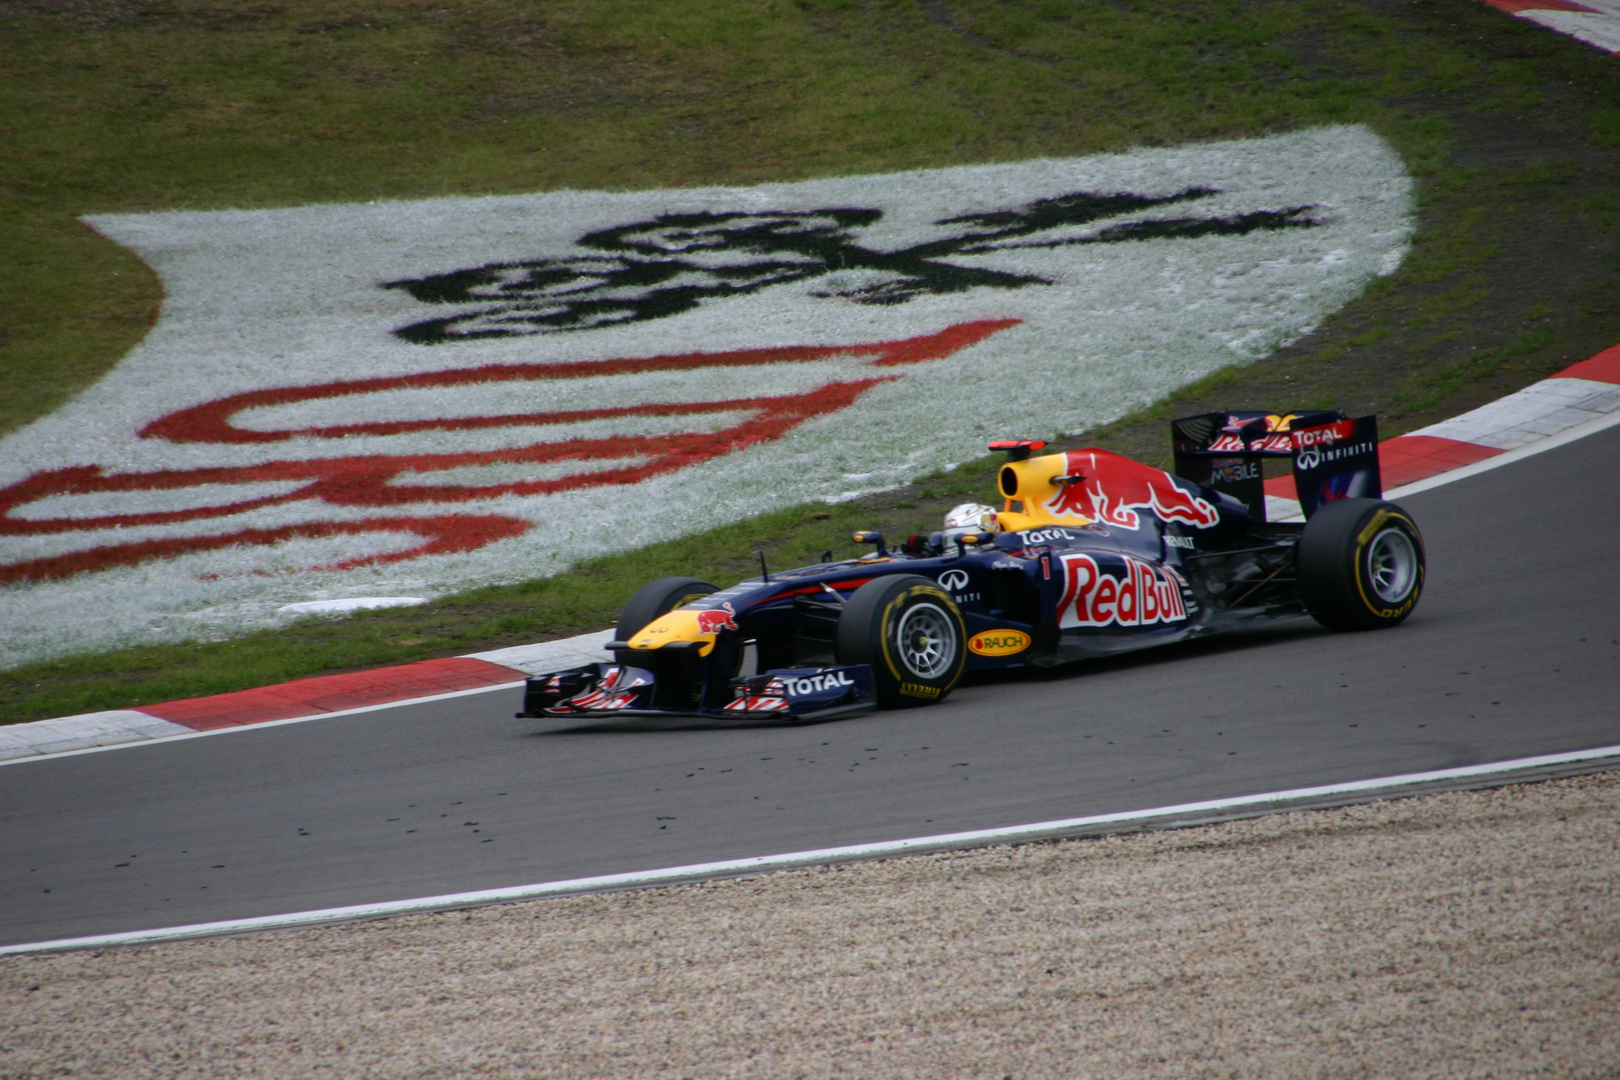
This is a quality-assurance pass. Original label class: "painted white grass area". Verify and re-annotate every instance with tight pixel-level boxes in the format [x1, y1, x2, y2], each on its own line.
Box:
[231, 357, 874, 430]
[277, 596, 429, 615]
[0, 126, 1412, 669]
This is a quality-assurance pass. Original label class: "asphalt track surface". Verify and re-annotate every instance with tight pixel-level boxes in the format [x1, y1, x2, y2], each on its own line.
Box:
[4, 424, 1619, 948]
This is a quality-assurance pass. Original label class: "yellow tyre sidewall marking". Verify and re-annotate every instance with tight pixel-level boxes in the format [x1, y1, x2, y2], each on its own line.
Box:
[880, 584, 958, 691]
[1352, 509, 1423, 620]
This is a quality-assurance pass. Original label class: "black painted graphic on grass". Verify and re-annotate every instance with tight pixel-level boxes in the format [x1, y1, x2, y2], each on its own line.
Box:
[383, 187, 1318, 343]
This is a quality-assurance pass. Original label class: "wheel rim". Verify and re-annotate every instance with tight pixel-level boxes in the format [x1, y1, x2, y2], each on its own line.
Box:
[1366, 527, 1418, 603]
[893, 602, 957, 679]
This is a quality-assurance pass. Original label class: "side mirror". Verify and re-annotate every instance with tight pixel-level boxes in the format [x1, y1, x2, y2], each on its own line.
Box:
[852, 530, 887, 555]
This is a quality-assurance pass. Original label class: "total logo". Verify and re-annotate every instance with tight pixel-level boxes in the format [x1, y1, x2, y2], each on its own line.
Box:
[1057, 552, 1189, 629]
[783, 671, 856, 696]
[1293, 420, 1355, 449]
[1022, 527, 1080, 545]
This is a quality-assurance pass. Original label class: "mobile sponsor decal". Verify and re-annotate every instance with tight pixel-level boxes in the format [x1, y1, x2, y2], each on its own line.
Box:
[1056, 552, 1190, 629]
[1208, 460, 1261, 485]
[0, 126, 1410, 668]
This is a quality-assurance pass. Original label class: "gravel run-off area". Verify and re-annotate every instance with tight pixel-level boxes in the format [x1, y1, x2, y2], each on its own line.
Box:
[3, 770, 1617, 1079]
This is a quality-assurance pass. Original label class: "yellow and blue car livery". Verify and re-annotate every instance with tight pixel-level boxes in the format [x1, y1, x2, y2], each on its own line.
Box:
[520, 410, 1423, 722]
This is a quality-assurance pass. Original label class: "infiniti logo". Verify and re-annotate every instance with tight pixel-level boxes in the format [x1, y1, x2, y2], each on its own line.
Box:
[938, 570, 970, 592]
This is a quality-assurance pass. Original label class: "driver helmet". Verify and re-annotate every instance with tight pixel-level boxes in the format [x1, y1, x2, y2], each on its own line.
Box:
[943, 502, 998, 546]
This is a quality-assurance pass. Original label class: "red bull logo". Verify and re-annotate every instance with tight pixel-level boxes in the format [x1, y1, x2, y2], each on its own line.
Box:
[1208, 413, 1299, 454]
[1057, 552, 1189, 629]
[1044, 450, 1220, 531]
[694, 603, 739, 635]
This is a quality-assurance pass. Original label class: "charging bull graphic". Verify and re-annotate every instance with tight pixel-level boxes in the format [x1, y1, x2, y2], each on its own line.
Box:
[1044, 450, 1221, 531]
[694, 602, 739, 635]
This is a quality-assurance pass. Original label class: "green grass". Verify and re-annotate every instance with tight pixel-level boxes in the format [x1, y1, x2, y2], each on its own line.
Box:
[0, 0, 1358, 437]
[4, 0, 1620, 720]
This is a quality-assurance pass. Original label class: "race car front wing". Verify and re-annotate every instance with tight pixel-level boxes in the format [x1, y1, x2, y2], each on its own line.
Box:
[517, 662, 877, 722]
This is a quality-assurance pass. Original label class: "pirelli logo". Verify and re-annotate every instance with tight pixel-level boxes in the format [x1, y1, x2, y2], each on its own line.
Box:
[899, 682, 943, 699]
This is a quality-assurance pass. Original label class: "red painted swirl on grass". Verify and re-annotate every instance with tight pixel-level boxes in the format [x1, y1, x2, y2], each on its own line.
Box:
[0, 319, 1016, 584]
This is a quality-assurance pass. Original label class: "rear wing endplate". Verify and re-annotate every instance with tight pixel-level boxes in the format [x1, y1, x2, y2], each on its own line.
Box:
[1171, 410, 1382, 521]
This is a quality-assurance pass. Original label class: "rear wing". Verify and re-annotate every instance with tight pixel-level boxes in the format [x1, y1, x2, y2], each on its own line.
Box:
[1170, 410, 1381, 522]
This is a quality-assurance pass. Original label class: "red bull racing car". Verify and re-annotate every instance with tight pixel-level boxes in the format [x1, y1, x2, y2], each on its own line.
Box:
[518, 410, 1424, 723]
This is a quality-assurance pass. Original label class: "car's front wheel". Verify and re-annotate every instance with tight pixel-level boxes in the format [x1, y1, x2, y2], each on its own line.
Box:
[1297, 499, 1425, 631]
[835, 575, 966, 708]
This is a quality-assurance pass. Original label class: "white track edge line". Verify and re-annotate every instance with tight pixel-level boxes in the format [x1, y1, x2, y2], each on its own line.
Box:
[7, 742, 1618, 956]
[0, 679, 526, 768]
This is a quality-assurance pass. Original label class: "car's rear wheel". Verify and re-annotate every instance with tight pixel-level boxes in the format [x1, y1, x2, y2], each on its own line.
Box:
[613, 576, 720, 666]
[836, 575, 966, 708]
[1297, 499, 1425, 631]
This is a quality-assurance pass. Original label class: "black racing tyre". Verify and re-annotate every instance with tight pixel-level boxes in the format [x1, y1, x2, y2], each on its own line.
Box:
[1297, 499, 1425, 631]
[835, 574, 966, 708]
[613, 576, 719, 665]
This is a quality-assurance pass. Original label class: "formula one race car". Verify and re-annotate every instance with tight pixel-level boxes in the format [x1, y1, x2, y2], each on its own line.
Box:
[518, 410, 1424, 723]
